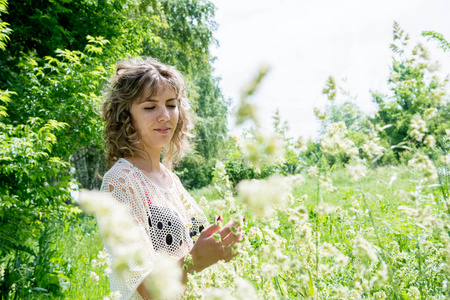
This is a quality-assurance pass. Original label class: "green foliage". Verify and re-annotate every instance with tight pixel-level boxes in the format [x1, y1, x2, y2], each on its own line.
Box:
[219, 112, 304, 186]
[0, 116, 73, 298]
[422, 31, 450, 52]
[0, 0, 127, 84]
[177, 65, 229, 189]
[0, 0, 229, 297]
[0, 0, 11, 50]
[372, 22, 449, 151]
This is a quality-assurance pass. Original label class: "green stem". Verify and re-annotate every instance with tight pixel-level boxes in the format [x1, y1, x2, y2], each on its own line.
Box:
[361, 192, 403, 299]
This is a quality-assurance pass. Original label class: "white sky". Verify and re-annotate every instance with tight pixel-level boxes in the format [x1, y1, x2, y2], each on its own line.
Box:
[210, 0, 450, 139]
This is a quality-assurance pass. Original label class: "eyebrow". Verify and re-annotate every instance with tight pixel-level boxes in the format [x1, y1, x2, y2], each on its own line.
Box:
[140, 98, 177, 103]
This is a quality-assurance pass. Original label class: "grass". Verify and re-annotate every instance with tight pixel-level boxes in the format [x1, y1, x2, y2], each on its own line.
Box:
[48, 164, 448, 299]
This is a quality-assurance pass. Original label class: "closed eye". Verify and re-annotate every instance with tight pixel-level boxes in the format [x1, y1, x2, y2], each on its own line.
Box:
[144, 107, 156, 110]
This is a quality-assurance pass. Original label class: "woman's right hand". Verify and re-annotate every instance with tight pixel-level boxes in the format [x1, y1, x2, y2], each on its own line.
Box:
[188, 218, 243, 273]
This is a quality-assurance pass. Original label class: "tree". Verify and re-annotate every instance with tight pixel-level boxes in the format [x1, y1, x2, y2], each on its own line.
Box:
[371, 22, 449, 150]
[0, 0, 229, 296]
[2, 0, 228, 189]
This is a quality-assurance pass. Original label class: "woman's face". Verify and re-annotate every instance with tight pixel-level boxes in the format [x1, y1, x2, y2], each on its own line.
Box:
[129, 87, 179, 152]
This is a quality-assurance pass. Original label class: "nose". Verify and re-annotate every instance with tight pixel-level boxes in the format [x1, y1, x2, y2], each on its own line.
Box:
[158, 106, 170, 122]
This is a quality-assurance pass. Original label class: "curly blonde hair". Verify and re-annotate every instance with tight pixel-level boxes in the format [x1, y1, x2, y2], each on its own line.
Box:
[102, 57, 193, 167]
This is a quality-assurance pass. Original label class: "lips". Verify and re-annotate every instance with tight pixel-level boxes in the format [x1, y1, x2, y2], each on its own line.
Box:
[154, 128, 171, 134]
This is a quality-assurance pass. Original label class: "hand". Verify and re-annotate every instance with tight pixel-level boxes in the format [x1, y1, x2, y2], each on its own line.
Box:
[189, 218, 243, 273]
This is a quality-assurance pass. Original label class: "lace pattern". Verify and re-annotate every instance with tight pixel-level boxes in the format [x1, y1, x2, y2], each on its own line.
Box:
[100, 158, 207, 300]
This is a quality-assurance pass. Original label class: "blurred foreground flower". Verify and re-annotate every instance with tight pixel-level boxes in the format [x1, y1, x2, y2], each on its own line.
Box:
[143, 255, 183, 300]
[103, 291, 121, 300]
[295, 136, 308, 151]
[346, 164, 367, 182]
[408, 153, 437, 181]
[410, 114, 428, 141]
[352, 235, 378, 263]
[423, 135, 435, 148]
[236, 65, 270, 126]
[362, 139, 385, 158]
[240, 129, 286, 172]
[314, 202, 336, 216]
[237, 175, 295, 217]
[79, 190, 145, 276]
[438, 154, 450, 166]
[321, 122, 358, 156]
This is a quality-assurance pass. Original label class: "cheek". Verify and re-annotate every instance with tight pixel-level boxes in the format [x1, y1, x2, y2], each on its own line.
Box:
[173, 108, 180, 123]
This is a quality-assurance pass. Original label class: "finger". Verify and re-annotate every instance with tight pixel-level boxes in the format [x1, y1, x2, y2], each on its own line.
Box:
[218, 225, 231, 240]
[199, 223, 221, 237]
[221, 236, 237, 248]
[218, 220, 239, 239]
[221, 230, 242, 247]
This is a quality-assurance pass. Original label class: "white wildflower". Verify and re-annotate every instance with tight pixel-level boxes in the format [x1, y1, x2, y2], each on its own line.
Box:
[333, 285, 350, 298]
[104, 291, 121, 300]
[408, 153, 437, 181]
[286, 205, 308, 225]
[410, 115, 428, 141]
[407, 286, 421, 299]
[373, 291, 387, 300]
[320, 242, 349, 267]
[79, 190, 145, 276]
[104, 267, 112, 275]
[144, 255, 183, 300]
[240, 129, 286, 172]
[295, 136, 308, 151]
[90, 271, 99, 284]
[410, 129, 424, 141]
[235, 278, 258, 300]
[203, 288, 234, 300]
[314, 202, 335, 216]
[321, 122, 358, 156]
[286, 174, 304, 188]
[308, 166, 319, 179]
[260, 263, 280, 279]
[314, 107, 327, 120]
[398, 205, 441, 229]
[438, 154, 450, 166]
[212, 161, 232, 192]
[423, 107, 437, 119]
[346, 164, 367, 182]
[361, 139, 385, 157]
[371, 261, 388, 288]
[345, 229, 356, 238]
[352, 235, 378, 263]
[319, 175, 337, 192]
[423, 135, 436, 148]
[237, 175, 292, 217]
[247, 227, 263, 240]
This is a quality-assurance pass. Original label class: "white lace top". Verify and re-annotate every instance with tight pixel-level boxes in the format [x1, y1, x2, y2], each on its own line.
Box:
[100, 158, 208, 300]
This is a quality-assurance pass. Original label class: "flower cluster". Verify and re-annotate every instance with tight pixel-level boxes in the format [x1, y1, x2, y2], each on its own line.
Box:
[239, 129, 286, 172]
[321, 122, 358, 156]
[143, 255, 184, 299]
[410, 114, 428, 141]
[237, 175, 293, 217]
[408, 153, 438, 181]
[361, 138, 385, 158]
[79, 190, 145, 276]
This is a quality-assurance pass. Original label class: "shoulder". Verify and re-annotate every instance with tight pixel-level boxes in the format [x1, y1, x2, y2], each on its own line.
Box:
[163, 166, 183, 187]
[101, 159, 135, 191]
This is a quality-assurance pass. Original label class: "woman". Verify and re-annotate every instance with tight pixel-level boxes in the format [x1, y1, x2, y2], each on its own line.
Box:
[101, 57, 242, 299]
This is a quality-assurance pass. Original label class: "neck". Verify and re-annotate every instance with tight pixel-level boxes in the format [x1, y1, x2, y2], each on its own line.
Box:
[127, 148, 162, 173]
